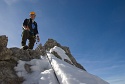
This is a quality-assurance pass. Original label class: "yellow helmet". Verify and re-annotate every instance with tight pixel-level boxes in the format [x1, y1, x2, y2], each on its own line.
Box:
[30, 12, 36, 15]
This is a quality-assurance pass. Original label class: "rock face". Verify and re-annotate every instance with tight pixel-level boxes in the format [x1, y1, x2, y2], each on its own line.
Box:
[0, 35, 12, 61]
[0, 35, 86, 84]
[0, 35, 22, 84]
[0, 35, 43, 84]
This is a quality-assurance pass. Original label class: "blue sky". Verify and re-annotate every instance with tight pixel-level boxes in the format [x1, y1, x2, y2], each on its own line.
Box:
[0, 0, 125, 84]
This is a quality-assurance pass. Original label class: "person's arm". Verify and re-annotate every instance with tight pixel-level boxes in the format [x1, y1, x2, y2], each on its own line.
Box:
[23, 19, 30, 31]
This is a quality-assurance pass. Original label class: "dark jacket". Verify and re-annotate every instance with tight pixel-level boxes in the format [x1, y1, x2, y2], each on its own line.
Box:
[23, 18, 39, 36]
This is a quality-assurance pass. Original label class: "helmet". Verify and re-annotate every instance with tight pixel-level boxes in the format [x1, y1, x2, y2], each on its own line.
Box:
[30, 12, 36, 15]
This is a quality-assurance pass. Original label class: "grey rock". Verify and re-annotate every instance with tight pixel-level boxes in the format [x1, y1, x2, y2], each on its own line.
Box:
[61, 46, 71, 54]
[0, 35, 8, 48]
[0, 48, 12, 61]
[24, 64, 32, 73]
[76, 63, 86, 71]
[64, 59, 72, 65]
[10, 47, 41, 61]
[35, 43, 46, 56]
[51, 51, 62, 60]
[0, 61, 23, 84]
[44, 39, 61, 51]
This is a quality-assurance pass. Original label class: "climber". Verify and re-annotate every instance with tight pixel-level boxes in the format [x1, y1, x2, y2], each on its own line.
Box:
[21, 11, 40, 50]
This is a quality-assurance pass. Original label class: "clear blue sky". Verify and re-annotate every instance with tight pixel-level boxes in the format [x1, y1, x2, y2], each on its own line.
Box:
[0, 0, 125, 84]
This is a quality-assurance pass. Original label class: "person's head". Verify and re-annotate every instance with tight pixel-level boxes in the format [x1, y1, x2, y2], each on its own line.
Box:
[29, 12, 36, 20]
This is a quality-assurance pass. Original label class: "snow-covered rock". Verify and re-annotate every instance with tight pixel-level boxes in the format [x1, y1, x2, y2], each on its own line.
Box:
[48, 53, 109, 84]
[42, 39, 86, 70]
[14, 53, 109, 84]
[50, 46, 72, 62]
[15, 57, 59, 84]
[0, 35, 109, 84]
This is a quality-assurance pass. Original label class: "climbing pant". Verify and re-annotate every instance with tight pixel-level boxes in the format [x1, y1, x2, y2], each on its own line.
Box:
[21, 30, 36, 49]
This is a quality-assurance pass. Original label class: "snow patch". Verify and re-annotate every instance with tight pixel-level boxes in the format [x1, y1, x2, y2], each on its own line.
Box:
[14, 56, 59, 84]
[50, 46, 71, 62]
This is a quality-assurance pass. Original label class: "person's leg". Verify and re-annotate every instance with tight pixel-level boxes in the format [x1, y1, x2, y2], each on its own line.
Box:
[21, 30, 30, 46]
[28, 36, 36, 49]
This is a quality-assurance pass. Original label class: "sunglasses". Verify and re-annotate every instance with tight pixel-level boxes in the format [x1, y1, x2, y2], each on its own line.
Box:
[30, 14, 36, 16]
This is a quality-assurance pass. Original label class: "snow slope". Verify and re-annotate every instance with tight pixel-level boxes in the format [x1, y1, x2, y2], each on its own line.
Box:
[15, 46, 109, 84]
[48, 53, 109, 84]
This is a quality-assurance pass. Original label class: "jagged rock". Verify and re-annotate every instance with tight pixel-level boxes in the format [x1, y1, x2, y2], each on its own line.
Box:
[24, 64, 32, 73]
[10, 47, 41, 61]
[65, 52, 86, 71]
[0, 48, 12, 61]
[0, 61, 23, 84]
[61, 46, 71, 54]
[0, 35, 8, 48]
[76, 63, 86, 71]
[35, 43, 46, 56]
[64, 59, 72, 65]
[0, 36, 12, 61]
[0, 48, 12, 56]
[51, 51, 62, 60]
[0, 35, 24, 84]
[44, 39, 61, 51]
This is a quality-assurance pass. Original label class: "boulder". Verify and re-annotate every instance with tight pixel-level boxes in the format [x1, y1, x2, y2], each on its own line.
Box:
[44, 39, 61, 51]
[0, 35, 8, 48]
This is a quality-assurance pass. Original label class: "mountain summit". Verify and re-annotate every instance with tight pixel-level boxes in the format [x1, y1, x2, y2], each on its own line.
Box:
[0, 35, 109, 84]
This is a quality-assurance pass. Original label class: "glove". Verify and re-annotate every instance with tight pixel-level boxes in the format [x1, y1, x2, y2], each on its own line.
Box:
[23, 26, 30, 31]
[36, 36, 40, 42]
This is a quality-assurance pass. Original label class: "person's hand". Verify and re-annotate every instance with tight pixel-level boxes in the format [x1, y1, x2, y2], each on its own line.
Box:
[23, 26, 30, 31]
[25, 27, 30, 31]
[37, 36, 40, 42]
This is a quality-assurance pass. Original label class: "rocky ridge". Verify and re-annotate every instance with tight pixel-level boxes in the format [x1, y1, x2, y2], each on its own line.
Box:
[37, 39, 86, 70]
[0, 35, 86, 84]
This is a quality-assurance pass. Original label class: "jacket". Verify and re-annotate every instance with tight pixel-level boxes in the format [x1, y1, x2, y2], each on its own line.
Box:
[23, 18, 39, 36]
